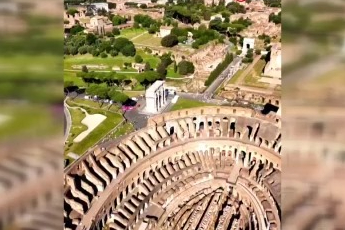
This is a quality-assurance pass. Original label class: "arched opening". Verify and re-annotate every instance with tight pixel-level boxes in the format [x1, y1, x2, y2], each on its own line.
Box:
[247, 126, 253, 139]
[169, 126, 174, 135]
[208, 121, 212, 127]
[215, 121, 220, 127]
[199, 122, 204, 131]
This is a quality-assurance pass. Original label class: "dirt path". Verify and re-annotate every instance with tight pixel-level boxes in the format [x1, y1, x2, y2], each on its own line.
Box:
[65, 103, 107, 143]
[235, 55, 261, 86]
[130, 31, 148, 41]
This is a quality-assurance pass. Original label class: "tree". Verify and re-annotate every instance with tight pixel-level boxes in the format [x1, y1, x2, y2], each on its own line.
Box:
[86, 84, 108, 99]
[156, 62, 168, 79]
[67, 8, 78, 16]
[121, 44, 136, 57]
[70, 25, 84, 35]
[140, 4, 148, 9]
[78, 46, 88, 54]
[151, 0, 158, 2]
[178, 60, 195, 75]
[110, 50, 118, 57]
[112, 27, 120, 35]
[82, 65, 88, 73]
[108, 90, 129, 104]
[64, 81, 74, 89]
[86, 33, 97, 45]
[255, 49, 261, 55]
[173, 61, 177, 73]
[144, 62, 151, 71]
[69, 46, 78, 55]
[92, 49, 100, 57]
[100, 52, 108, 58]
[105, 31, 114, 37]
[113, 37, 132, 51]
[178, 36, 187, 43]
[112, 15, 127, 25]
[161, 34, 178, 47]
[135, 55, 143, 63]
[203, 11, 211, 20]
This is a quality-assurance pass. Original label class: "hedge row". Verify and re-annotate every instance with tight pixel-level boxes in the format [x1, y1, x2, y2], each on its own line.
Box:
[204, 52, 234, 86]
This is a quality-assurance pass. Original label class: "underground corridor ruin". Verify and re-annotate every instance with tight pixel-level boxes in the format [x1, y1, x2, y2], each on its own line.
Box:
[64, 106, 281, 230]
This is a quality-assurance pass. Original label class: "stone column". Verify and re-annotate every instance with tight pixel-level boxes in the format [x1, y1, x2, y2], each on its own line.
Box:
[155, 93, 159, 111]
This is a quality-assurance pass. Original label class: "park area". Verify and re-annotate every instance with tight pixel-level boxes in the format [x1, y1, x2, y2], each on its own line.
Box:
[64, 98, 126, 162]
[242, 59, 270, 88]
[64, 49, 161, 71]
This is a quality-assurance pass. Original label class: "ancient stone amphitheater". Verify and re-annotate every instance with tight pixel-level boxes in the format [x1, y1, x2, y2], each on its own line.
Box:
[64, 106, 281, 230]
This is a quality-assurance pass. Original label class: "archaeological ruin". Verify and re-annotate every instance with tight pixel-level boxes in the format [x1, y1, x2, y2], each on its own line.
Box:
[64, 106, 281, 230]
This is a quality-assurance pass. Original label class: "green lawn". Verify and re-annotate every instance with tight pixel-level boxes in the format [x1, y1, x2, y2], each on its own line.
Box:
[118, 28, 146, 40]
[123, 90, 144, 97]
[0, 104, 59, 141]
[167, 65, 182, 78]
[65, 99, 123, 157]
[170, 98, 215, 111]
[67, 107, 87, 145]
[64, 49, 160, 70]
[228, 69, 245, 84]
[109, 122, 134, 139]
[70, 98, 121, 113]
[132, 33, 162, 47]
[243, 60, 270, 88]
[64, 71, 87, 87]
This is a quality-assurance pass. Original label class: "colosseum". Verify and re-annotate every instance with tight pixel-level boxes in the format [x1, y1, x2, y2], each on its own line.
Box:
[64, 106, 281, 230]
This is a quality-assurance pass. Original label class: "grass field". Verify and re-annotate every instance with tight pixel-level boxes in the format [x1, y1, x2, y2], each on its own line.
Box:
[64, 49, 160, 70]
[243, 59, 270, 88]
[67, 107, 87, 144]
[167, 65, 182, 79]
[123, 90, 144, 97]
[109, 122, 134, 139]
[64, 71, 87, 87]
[65, 99, 123, 156]
[170, 98, 215, 111]
[118, 28, 146, 40]
[228, 68, 245, 84]
[132, 33, 162, 47]
[0, 104, 58, 141]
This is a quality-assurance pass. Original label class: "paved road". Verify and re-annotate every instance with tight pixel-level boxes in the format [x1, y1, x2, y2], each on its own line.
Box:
[203, 56, 242, 99]
[64, 99, 72, 143]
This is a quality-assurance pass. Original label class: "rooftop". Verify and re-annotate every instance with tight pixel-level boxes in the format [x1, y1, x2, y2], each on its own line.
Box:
[146, 80, 165, 95]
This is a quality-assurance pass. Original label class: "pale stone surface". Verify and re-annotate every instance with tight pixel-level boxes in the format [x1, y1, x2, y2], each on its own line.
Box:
[144, 80, 167, 114]
[263, 43, 281, 79]
[73, 108, 106, 143]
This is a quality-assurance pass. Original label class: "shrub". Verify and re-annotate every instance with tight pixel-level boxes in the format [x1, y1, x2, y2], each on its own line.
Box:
[92, 50, 100, 57]
[110, 50, 118, 57]
[135, 55, 143, 63]
[178, 60, 195, 75]
[100, 52, 108, 58]
[105, 32, 114, 37]
[112, 27, 120, 35]
[205, 53, 233, 86]
[121, 44, 136, 57]
[161, 34, 178, 47]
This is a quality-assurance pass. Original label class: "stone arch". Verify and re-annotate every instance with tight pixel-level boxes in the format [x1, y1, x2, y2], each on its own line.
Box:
[199, 121, 205, 131]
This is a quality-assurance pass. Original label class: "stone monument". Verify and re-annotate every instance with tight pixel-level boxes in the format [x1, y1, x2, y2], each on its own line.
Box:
[144, 80, 167, 114]
[242, 38, 255, 55]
